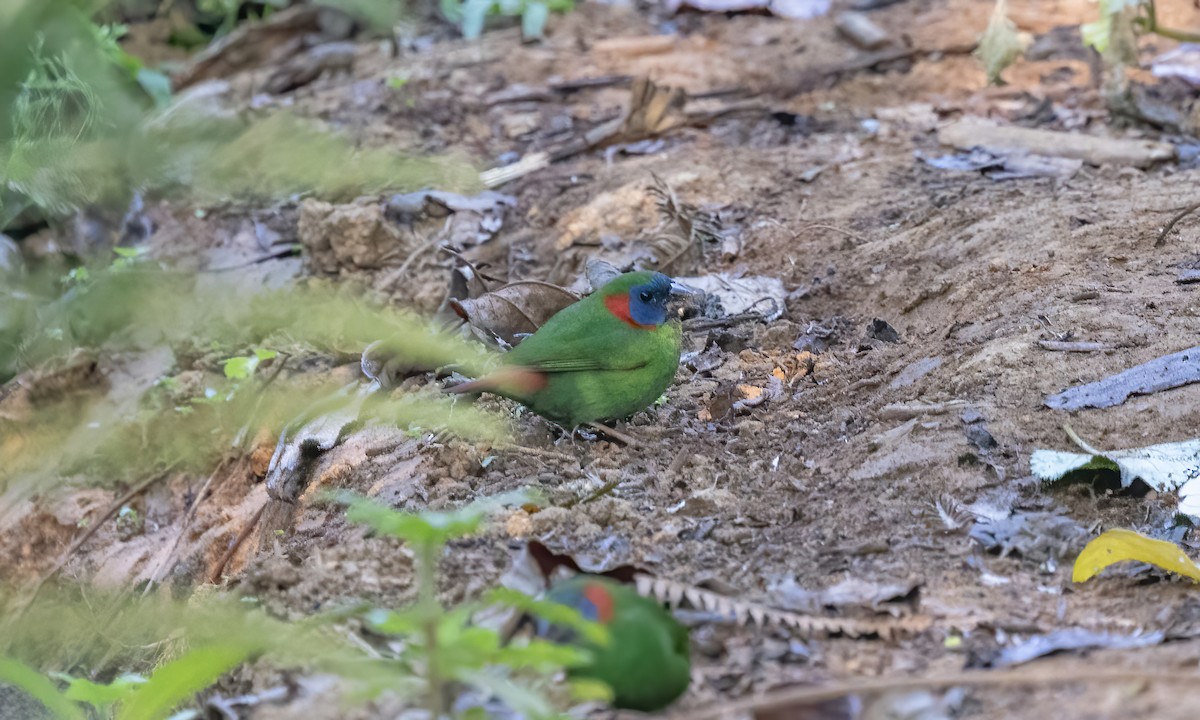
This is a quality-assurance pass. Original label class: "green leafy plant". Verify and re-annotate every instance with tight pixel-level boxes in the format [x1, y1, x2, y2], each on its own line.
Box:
[221, 348, 279, 380]
[1084, 0, 1200, 56]
[440, 0, 575, 41]
[337, 490, 611, 716]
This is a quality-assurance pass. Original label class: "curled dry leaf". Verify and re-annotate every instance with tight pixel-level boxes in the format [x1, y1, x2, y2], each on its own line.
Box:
[616, 77, 688, 143]
[450, 281, 581, 346]
[676, 273, 787, 321]
[174, 5, 329, 90]
[974, 0, 1031, 85]
[634, 575, 930, 640]
[585, 257, 623, 291]
[1073, 529, 1200, 583]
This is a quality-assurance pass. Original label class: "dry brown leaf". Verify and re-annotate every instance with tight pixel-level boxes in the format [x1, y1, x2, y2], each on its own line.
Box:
[634, 574, 931, 640]
[174, 5, 327, 90]
[736, 384, 764, 401]
[585, 258, 623, 291]
[621, 77, 688, 140]
[449, 281, 581, 346]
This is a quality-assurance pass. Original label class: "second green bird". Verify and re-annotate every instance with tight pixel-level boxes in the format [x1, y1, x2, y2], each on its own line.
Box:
[448, 271, 687, 428]
[539, 574, 692, 712]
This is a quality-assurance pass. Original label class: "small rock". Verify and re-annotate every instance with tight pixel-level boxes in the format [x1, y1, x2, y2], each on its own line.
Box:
[299, 198, 410, 273]
[867, 318, 901, 343]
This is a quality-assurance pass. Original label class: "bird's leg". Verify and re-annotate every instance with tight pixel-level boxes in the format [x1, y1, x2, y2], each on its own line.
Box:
[585, 421, 639, 447]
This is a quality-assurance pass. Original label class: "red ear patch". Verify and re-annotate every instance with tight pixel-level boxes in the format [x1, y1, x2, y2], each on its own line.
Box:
[604, 294, 654, 330]
[582, 583, 615, 623]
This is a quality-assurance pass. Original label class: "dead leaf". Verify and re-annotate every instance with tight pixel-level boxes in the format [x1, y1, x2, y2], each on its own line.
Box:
[585, 257, 623, 291]
[635, 574, 930, 639]
[663, 0, 831, 19]
[174, 5, 329, 90]
[574, 77, 689, 154]
[618, 77, 688, 142]
[676, 273, 787, 321]
[974, 0, 1031, 85]
[772, 576, 921, 614]
[450, 281, 581, 346]
[733, 376, 783, 413]
[985, 627, 1165, 668]
[647, 173, 726, 273]
[263, 41, 356, 94]
[1073, 529, 1200, 583]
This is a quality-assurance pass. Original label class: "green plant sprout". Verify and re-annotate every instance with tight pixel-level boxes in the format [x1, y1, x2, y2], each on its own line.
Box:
[440, 0, 575, 41]
[1084, 0, 1200, 55]
[337, 489, 612, 717]
[221, 348, 279, 380]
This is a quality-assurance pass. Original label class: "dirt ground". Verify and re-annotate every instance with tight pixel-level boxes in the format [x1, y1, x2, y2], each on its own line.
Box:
[5, 0, 1200, 717]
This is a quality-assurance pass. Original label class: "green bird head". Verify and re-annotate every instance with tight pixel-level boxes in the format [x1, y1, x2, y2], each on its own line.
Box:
[598, 271, 695, 328]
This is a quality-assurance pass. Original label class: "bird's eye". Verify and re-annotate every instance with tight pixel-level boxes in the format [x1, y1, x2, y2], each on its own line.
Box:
[639, 291, 652, 302]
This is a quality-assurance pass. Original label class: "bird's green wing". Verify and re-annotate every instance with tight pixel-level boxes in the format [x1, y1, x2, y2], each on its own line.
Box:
[506, 301, 668, 373]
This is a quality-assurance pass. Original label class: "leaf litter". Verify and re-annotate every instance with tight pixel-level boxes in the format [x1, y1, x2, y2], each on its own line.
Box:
[12, 2, 1200, 717]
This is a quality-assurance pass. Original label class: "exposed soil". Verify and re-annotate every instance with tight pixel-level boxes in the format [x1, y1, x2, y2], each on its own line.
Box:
[6, 0, 1200, 717]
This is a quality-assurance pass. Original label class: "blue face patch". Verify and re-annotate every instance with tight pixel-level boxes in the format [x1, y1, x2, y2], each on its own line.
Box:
[628, 273, 674, 326]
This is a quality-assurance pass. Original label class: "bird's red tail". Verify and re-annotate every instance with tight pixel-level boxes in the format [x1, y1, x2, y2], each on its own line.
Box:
[446, 366, 548, 396]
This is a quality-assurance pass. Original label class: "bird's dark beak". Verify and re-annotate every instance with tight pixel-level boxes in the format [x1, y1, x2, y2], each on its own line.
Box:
[669, 280, 699, 298]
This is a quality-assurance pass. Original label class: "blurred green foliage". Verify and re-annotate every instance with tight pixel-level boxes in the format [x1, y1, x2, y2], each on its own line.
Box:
[338, 490, 610, 717]
[0, 0, 474, 229]
[0, 259, 502, 501]
[0, 492, 604, 718]
[441, 0, 574, 40]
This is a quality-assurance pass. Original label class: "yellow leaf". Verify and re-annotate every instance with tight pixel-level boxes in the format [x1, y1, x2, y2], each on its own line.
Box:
[736, 384, 763, 401]
[1073, 529, 1200, 583]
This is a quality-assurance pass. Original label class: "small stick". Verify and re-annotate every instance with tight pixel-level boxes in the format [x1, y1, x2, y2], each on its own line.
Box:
[1063, 423, 1104, 455]
[585, 421, 639, 447]
[143, 459, 231, 596]
[683, 311, 766, 332]
[563, 479, 620, 508]
[1037, 340, 1112, 353]
[1156, 199, 1200, 246]
[1, 465, 177, 645]
[496, 445, 580, 464]
[681, 668, 1200, 720]
[210, 501, 267, 584]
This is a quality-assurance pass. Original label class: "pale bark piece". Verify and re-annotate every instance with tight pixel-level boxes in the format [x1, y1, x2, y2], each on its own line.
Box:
[1044, 345, 1200, 410]
[938, 117, 1176, 168]
[835, 11, 891, 50]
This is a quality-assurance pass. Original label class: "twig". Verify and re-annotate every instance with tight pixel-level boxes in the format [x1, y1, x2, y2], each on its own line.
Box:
[585, 421, 639, 447]
[2, 465, 178, 646]
[379, 233, 441, 290]
[496, 445, 580, 464]
[1063, 424, 1104, 456]
[1037, 340, 1112, 353]
[774, 42, 978, 97]
[682, 668, 1200, 720]
[207, 686, 290, 720]
[1137, 0, 1200, 43]
[801, 223, 869, 244]
[563, 479, 620, 508]
[202, 246, 300, 272]
[1155, 199, 1200, 246]
[142, 459, 233, 596]
[683, 311, 766, 332]
[210, 501, 267, 584]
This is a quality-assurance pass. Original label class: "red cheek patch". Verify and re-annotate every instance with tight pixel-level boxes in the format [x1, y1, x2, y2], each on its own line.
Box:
[582, 583, 615, 623]
[604, 294, 654, 330]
